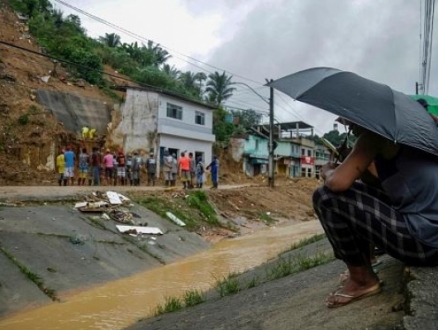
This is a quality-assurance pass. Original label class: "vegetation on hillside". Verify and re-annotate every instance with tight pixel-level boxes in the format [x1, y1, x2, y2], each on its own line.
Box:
[7, 0, 266, 143]
[7, 0, 345, 147]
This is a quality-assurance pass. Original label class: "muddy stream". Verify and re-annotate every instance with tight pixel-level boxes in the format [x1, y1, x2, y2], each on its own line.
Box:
[0, 221, 323, 330]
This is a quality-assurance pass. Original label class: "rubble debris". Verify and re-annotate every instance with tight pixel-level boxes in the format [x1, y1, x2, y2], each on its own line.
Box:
[39, 75, 50, 83]
[116, 225, 163, 236]
[106, 191, 124, 205]
[108, 209, 133, 224]
[0, 202, 18, 207]
[166, 212, 186, 227]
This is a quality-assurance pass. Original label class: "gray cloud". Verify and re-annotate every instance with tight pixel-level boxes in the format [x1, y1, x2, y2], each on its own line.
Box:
[190, 0, 436, 134]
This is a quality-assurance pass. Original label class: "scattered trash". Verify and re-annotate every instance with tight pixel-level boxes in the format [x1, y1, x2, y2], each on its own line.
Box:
[74, 202, 87, 209]
[39, 75, 50, 83]
[0, 202, 17, 207]
[106, 191, 123, 205]
[131, 212, 142, 218]
[108, 209, 133, 224]
[166, 212, 186, 227]
[116, 225, 163, 236]
[100, 213, 110, 220]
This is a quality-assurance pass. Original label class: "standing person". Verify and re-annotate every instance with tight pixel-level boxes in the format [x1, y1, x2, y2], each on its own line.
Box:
[56, 149, 66, 186]
[126, 153, 133, 186]
[171, 153, 178, 187]
[162, 150, 173, 186]
[314, 119, 438, 308]
[206, 155, 219, 189]
[131, 151, 142, 186]
[63, 146, 76, 186]
[196, 156, 204, 188]
[146, 153, 156, 186]
[116, 150, 126, 186]
[112, 152, 118, 185]
[78, 148, 89, 186]
[102, 149, 114, 186]
[188, 152, 196, 189]
[178, 152, 190, 189]
[90, 147, 101, 186]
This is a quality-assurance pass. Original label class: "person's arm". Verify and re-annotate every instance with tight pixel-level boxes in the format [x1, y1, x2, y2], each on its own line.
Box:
[359, 162, 381, 188]
[321, 132, 381, 192]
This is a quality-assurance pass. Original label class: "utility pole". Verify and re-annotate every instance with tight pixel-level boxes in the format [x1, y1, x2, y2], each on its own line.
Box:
[268, 80, 275, 188]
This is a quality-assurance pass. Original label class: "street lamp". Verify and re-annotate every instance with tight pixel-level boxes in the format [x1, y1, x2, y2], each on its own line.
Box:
[233, 81, 275, 188]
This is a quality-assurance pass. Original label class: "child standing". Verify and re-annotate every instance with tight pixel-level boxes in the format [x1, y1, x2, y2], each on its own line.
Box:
[56, 149, 66, 186]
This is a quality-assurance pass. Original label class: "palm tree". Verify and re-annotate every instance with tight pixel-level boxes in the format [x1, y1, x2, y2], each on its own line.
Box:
[195, 72, 207, 92]
[145, 40, 171, 66]
[99, 33, 121, 48]
[179, 71, 197, 89]
[162, 64, 180, 79]
[205, 71, 236, 105]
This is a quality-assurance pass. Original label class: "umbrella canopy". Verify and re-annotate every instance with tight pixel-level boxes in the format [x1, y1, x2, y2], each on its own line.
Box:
[409, 94, 438, 116]
[267, 67, 438, 156]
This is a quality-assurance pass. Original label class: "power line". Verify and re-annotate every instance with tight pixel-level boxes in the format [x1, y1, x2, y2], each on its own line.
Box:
[54, 0, 265, 86]
[0, 40, 218, 108]
[29, 1, 330, 132]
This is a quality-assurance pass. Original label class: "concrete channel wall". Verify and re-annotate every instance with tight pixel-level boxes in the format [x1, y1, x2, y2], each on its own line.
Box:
[0, 201, 209, 317]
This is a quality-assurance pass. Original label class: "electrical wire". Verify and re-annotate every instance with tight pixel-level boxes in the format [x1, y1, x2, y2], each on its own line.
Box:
[54, 0, 266, 86]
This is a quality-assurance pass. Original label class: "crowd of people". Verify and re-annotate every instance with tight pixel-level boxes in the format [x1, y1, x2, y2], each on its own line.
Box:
[55, 147, 220, 189]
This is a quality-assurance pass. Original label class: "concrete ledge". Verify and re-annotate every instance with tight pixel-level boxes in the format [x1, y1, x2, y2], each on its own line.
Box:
[403, 266, 438, 329]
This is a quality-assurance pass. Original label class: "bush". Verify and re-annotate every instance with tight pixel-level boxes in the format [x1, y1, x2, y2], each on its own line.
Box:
[18, 114, 30, 125]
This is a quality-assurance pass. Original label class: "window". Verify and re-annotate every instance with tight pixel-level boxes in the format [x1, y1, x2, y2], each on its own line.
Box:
[301, 148, 305, 156]
[195, 111, 205, 125]
[167, 103, 183, 120]
[307, 149, 312, 157]
[255, 139, 259, 150]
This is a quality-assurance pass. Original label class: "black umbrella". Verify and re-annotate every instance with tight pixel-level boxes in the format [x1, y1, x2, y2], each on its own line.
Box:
[267, 67, 438, 156]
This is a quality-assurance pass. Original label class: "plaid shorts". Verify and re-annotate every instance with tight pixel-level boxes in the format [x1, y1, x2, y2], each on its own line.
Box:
[313, 181, 438, 266]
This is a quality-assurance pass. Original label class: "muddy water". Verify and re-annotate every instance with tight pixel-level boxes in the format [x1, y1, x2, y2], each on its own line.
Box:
[0, 221, 323, 330]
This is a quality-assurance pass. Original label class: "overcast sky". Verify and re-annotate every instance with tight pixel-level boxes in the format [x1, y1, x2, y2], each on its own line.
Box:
[53, 0, 437, 135]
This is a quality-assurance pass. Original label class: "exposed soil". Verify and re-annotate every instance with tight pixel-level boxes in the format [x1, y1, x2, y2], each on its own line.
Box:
[0, 1, 131, 186]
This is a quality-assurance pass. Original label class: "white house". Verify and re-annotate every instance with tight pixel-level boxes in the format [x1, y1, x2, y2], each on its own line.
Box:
[113, 86, 216, 175]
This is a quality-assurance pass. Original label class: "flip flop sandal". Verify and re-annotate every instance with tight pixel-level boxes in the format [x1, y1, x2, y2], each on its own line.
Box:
[325, 284, 381, 308]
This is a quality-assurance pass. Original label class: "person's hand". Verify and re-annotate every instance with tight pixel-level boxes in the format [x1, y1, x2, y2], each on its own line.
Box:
[320, 162, 337, 181]
[337, 144, 352, 162]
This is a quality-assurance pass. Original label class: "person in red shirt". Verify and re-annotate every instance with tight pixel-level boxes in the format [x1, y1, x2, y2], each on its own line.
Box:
[178, 152, 190, 189]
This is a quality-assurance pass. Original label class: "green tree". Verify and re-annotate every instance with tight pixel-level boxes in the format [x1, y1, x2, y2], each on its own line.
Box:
[322, 130, 354, 148]
[213, 108, 235, 143]
[195, 72, 207, 92]
[145, 40, 171, 66]
[99, 33, 121, 48]
[162, 64, 180, 79]
[179, 71, 197, 89]
[11, 0, 52, 18]
[230, 109, 262, 130]
[205, 71, 236, 106]
[133, 66, 177, 90]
